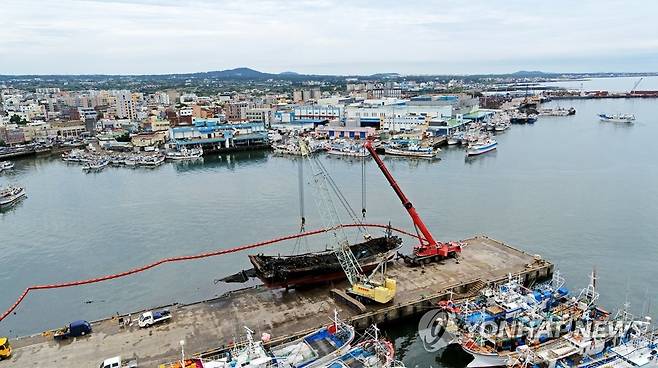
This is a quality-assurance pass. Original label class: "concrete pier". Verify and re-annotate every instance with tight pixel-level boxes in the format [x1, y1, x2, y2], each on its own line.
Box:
[6, 235, 552, 367]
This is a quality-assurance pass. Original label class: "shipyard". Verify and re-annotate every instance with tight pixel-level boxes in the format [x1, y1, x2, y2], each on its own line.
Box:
[2, 2, 658, 368]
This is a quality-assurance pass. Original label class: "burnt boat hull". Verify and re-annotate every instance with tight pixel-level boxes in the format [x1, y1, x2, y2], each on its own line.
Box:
[249, 236, 402, 288]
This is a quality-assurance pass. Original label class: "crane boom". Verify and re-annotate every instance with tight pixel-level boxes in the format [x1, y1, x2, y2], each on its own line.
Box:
[300, 139, 396, 303]
[363, 140, 438, 248]
[630, 78, 643, 94]
[363, 140, 461, 265]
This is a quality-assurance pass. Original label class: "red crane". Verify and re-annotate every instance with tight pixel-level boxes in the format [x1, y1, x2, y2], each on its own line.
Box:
[363, 140, 462, 265]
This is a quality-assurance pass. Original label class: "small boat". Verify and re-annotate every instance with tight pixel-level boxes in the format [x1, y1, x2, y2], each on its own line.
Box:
[327, 326, 397, 368]
[494, 122, 510, 132]
[139, 155, 165, 167]
[273, 143, 303, 156]
[466, 139, 497, 156]
[269, 312, 355, 368]
[82, 160, 109, 172]
[510, 112, 537, 124]
[166, 147, 203, 160]
[0, 186, 26, 208]
[598, 113, 635, 123]
[384, 143, 437, 159]
[538, 107, 576, 117]
[327, 146, 369, 158]
[0, 161, 14, 172]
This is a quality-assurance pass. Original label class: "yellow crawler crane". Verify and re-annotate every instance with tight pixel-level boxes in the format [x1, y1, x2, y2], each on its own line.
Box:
[0, 337, 11, 360]
[299, 139, 396, 304]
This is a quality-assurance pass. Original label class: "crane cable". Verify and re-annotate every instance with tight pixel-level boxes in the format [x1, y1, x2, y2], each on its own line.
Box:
[361, 148, 367, 219]
[293, 156, 307, 253]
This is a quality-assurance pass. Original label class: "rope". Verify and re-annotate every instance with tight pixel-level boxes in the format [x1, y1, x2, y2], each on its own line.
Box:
[0, 223, 424, 323]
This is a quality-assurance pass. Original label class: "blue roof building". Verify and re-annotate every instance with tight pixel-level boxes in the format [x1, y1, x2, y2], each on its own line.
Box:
[170, 120, 268, 152]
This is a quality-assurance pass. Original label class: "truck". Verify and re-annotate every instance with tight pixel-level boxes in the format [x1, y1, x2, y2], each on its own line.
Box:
[137, 309, 171, 328]
[0, 337, 11, 360]
[53, 320, 92, 339]
[99, 356, 138, 368]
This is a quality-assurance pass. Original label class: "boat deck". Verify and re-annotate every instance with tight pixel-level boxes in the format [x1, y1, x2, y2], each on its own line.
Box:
[6, 235, 552, 367]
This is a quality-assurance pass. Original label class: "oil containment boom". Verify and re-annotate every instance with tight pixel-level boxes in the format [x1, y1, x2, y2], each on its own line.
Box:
[363, 140, 462, 265]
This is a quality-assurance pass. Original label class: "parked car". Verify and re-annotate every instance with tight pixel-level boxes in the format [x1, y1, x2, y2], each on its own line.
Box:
[99, 356, 138, 368]
[138, 310, 171, 328]
[53, 320, 92, 339]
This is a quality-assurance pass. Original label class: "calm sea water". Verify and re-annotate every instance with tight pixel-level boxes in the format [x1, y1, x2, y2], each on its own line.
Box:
[1, 78, 657, 367]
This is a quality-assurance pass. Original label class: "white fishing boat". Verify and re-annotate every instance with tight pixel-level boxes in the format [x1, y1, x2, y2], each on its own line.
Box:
[273, 143, 304, 156]
[384, 143, 437, 159]
[124, 158, 138, 167]
[448, 133, 463, 145]
[327, 146, 369, 158]
[82, 160, 109, 172]
[539, 107, 576, 117]
[466, 139, 497, 156]
[0, 186, 26, 208]
[166, 147, 203, 160]
[0, 161, 14, 173]
[598, 113, 635, 123]
[139, 155, 165, 168]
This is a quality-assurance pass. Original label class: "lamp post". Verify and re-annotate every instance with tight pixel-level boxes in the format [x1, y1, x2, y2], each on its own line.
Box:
[180, 339, 185, 365]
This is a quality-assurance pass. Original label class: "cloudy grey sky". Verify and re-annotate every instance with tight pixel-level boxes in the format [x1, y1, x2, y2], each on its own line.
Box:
[1, 0, 656, 75]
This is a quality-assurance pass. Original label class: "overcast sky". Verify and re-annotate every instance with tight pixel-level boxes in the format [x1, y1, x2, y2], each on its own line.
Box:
[1, 0, 656, 75]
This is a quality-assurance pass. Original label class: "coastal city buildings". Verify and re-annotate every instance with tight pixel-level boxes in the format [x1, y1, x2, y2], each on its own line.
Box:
[3, 70, 612, 152]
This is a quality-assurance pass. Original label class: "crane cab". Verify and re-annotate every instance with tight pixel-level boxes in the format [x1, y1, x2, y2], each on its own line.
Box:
[349, 277, 396, 304]
[0, 337, 11, 359]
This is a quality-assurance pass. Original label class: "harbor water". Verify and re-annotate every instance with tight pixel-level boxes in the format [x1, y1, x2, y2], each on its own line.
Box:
[1, 84, 657, 367]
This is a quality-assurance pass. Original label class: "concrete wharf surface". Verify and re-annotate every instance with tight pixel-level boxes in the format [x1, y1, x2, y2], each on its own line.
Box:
[5, 235, 553, 368]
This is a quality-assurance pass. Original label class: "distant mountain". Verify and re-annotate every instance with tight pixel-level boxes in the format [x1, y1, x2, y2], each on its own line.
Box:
[195, 67, 275, 79]
[279, 71, 300, 76]
[369, 73, 401, 79]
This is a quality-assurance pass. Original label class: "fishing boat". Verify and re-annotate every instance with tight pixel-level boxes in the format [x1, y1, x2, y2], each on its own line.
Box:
[538, 107, 576, 117]
[169, 314, 356, 368]
[327, 147, 369, 158]
[224, 235, 402, 288]
[448, 134, 462, 145]
[507, 307, 655, 368]
[494, 123, 510, 132]
[598, 113, 636, 123]
[326, 326, 397, 368]
[139, 155, 165, 167]
[82, 160, 109, 172]
[0, 161, 14, 172]
[510, 112, 537, 124]
[590, 329, 658, 368]
[450, 272, 605, 368]
[384, 143, 437, 159]
[273, 143, 304, 156]
[0, 186, 26, 208]
[166, 147, 204, 160]
[466, 139, 497, 156]
[269, 313, 355, 368]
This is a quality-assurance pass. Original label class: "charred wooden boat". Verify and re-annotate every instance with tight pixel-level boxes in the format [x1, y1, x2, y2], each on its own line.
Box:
[243, 235, 402, 288]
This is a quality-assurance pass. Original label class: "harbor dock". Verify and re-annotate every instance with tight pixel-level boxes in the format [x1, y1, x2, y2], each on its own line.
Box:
[6, 235, 553, 367]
